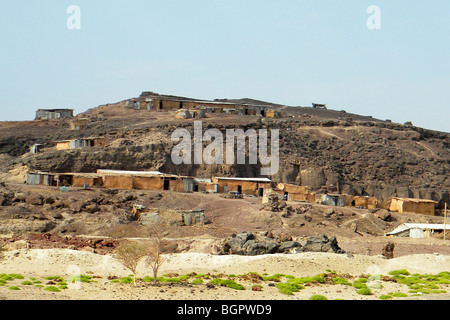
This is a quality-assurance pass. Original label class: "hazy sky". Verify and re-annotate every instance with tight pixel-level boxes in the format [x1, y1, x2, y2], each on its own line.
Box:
[0, 1, 448, 132]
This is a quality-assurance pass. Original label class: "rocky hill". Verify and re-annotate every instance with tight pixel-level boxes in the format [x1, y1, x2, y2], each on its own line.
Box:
[0, 93, 448, 208]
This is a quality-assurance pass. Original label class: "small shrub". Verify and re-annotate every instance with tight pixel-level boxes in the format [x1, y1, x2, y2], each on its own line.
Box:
[352, 278, 368, 289]
[20, 281, 33, 286]
[332, 277, 351, 286]
[157, 277, 182, 283]
[275, 283, 304, 295]
[388, 269, 410, 277]
[67, 275, 92, 283]
[309, 294, 328, 300]
[44, 286, 60, 292]
[191, 279, 203, 285]
[8, 274, 24, 280]
[0, 274, 13, 281]
[288, 275, 325, 285]
[378, 295, 392, 300]
[390, 292, 408, 298]
[356, 287, 372, 295]
[8, 286, 20, 290]
[44, 276, 64, 281]
[209, 279, 245, 290]
[119, 276, 133, 284]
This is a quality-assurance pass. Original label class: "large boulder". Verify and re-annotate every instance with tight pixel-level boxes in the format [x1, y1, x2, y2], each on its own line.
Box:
[300, 234, 345, 254]
[217, 231, 302, 256]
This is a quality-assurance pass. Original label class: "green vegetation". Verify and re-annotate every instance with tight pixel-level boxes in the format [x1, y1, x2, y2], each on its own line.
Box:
[209, 278, 245, 290]
[332, 277, 352, 286]
[0, 268, 447, 300]
[67, 275, 93, 283]
[287, 275, 325, 285]
[356, 287, 372, 295]
[390, 292, 408, 298]
[44, 276, 64, 281]
[388, 269, 410, 277]
[44, 286, 60, 292]
[119, 276, 134, 284]
[191, 279, 203, 285]
[388, 270, 449, 295]
[352, 278, 369, 289]
[275, 282, 304, 295]
[309, 294, 328, 300]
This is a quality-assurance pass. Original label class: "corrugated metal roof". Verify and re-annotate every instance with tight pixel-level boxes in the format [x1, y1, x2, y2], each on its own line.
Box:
[215, 177, 271, 182]
[96, 169, 164, 177]
[386, 223, 450, 235]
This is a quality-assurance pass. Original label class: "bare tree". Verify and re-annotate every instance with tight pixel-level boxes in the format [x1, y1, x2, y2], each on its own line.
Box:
[115, 240, 148, 286]
[145, 220, 167, 284]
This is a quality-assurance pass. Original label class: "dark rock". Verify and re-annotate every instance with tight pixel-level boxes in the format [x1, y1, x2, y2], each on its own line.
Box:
[300, 234, 344, 254]
[374, 209, 391, 221]
[323, 208, 334, 218]
[278, 241, 302, 253]
[26, 194, 44, 206]
[381, 241, 395, 259]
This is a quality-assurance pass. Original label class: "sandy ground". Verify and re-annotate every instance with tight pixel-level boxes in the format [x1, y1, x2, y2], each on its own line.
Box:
[1, 248, 449, 301]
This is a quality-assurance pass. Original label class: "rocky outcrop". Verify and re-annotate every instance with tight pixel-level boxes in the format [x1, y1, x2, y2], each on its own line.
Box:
[216, 231, 302, 256]
[215, 232, 345, 256]
[299, 234, 345, 254]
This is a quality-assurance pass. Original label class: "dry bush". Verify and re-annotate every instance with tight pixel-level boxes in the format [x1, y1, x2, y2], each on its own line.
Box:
[115, 240, 148, 286]
[145, 220, 167, 283]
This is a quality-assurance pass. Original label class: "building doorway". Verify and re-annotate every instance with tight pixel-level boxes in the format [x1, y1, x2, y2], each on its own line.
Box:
[163, 179, 170, 191]
[258, 188, 264, 197]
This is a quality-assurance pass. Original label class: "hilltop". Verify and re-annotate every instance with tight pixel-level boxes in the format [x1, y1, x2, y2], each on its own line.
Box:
[0, 91, 448, 253]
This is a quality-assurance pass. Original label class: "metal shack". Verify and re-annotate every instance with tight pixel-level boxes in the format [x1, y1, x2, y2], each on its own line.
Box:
[386, 223, 450, 239]
[212, 177, 272, 197]
[26, 172, 55, 186]
[36, 109, 74, 120]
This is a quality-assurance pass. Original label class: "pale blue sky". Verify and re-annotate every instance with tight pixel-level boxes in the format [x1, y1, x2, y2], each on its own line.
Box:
[0, 1, 448, 132]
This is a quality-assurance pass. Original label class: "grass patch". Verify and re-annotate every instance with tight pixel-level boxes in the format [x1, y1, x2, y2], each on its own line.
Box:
[20, 281, 33, 286]
[388, 269, 410, 277]
[309, 294, 328, 300]
[389, 271, 450, 295]
[67, 275, 93, 283]
[191, 279, 203, 285]
[390, 292, 408, 298]
[209, 278, 245, 290]
[352, 278, 368, 289]
[119, 276, 133, 284]
[275, 283, 304, 295]
[44, 286, 60, 292]
[332, 277, 352, 286]
[378, 294, 392, 300]
[287, 275, 325, 285]
[8, 286, 20, 290]
[356, 287, 372, 295]
[44, 276, 64, 282]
